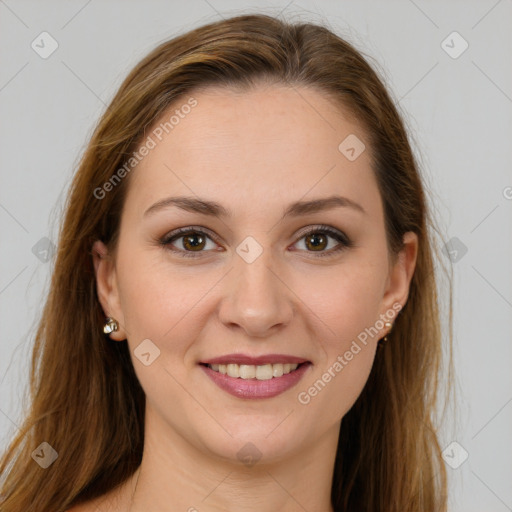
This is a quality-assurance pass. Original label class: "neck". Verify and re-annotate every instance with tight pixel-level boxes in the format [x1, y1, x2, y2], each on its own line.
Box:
[124, 408, 339, 512]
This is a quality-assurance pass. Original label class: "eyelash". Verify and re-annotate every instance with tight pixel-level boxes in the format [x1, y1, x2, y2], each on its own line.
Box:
[159, 224, 353, 259]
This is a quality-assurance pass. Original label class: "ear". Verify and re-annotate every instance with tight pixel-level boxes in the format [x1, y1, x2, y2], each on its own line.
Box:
[380, 231, 418, 324]
[91, 240, 127, 341]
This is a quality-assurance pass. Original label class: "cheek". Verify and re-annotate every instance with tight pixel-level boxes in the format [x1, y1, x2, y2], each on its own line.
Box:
[309, 346, 376, 425]
[293, 259, 384, 419]
[115, 246, 221, 359]
[300, 256, 385, 343]
[114, 252, 212, 412]
[114, 247, 172, 341]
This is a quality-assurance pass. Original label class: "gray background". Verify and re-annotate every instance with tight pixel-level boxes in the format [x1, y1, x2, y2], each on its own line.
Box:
[1, 1, 511, 510]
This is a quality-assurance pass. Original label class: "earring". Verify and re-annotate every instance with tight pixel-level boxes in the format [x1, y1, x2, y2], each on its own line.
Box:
[103, 317, 119, 334]
[383, 321, 393, 341]
[378, 321, 393, 348]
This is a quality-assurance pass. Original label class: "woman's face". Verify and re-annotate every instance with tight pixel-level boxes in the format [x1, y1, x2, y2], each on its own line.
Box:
[93, 83, 417, 465]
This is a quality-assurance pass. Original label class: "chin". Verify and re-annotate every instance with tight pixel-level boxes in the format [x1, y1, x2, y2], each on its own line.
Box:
[199, 421, 304, 466]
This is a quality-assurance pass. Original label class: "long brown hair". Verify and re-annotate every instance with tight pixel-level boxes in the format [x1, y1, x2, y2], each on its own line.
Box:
[0, 13, 453, 511]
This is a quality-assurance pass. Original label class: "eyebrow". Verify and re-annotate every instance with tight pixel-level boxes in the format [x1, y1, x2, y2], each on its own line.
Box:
[143, 194, 366, 219]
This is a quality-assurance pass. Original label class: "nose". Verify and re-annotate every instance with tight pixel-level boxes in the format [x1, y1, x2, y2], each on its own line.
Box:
[217, 246, 294, 338]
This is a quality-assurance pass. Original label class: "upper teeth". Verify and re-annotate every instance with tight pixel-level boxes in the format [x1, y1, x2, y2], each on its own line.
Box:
[209, 363, 299, 380]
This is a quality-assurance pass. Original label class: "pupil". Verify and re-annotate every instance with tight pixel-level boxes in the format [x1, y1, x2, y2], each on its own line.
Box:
[308, 233, 326, 251]
[185, 234, 204, 250]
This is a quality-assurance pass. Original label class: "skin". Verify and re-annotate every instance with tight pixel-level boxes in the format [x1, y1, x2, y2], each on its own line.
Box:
[86, 83, 418, 512]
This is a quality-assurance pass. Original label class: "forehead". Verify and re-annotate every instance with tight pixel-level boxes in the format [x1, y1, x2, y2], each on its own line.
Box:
[124, 84, 381, 221]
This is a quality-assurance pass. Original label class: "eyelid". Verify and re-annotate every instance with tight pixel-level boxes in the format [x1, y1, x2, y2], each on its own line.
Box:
[160, 225, 221, 245]
[160, 224, 352, 258]
[294, 224, 351, 245]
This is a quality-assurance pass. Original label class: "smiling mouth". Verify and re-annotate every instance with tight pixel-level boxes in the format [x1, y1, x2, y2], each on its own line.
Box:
[200, 362, 309, 380]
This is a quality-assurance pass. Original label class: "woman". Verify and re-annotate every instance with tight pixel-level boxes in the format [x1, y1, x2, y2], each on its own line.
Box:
[0, 13, 453, 512]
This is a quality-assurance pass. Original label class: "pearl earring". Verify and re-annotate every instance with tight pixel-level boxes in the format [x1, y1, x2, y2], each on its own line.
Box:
[103, 317, 119, 334]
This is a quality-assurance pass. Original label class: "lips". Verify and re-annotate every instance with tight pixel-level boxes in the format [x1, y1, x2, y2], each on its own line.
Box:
[200, 361, 312, 399]
[199, 353, 312, 399]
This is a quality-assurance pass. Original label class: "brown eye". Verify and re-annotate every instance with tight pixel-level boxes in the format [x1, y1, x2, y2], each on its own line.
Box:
[293, 225, 352, 257]
[160, 224, 353, 260]
[160, 228, 219, 258]
[304, 232, 328, 251]
[181, 232, 206, 251]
